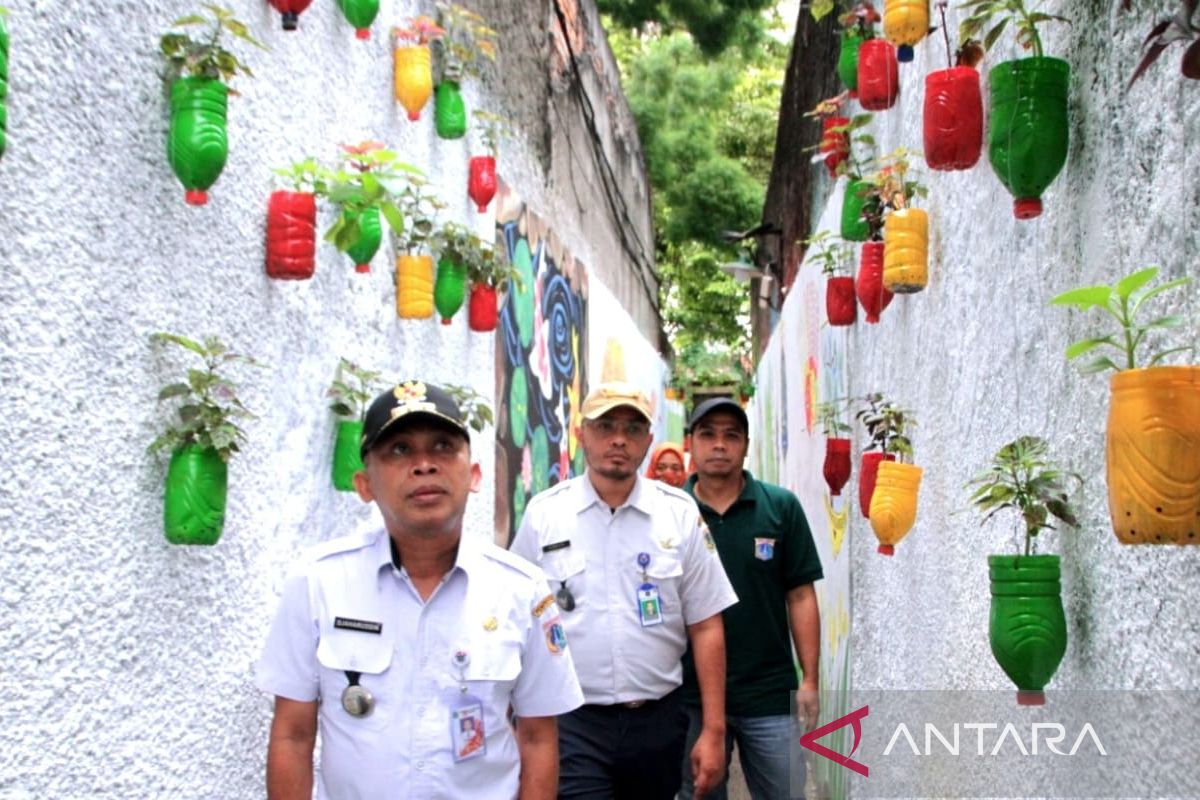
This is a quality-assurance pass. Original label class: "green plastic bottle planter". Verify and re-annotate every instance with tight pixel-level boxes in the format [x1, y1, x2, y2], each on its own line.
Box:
[988, 554, 1067, 706]
[344, 206, 383, 273]
[987, 57, 1069, 220]
[163, 444, 228, 545]
[435, 257, 467, 324]
[0, 12, 8, 160]
[331, 419, 365, 491]
[435, 81, 467, 140]
[838, 30, 864, 97]
[167, 77, 228, 206]
[338, 0, 379, 38]
[841, 180, 871, 242]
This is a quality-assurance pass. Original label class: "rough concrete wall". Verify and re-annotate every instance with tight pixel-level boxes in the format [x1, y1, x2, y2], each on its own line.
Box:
[828, 4, 1200, 694]
[0, 1, 654, 796]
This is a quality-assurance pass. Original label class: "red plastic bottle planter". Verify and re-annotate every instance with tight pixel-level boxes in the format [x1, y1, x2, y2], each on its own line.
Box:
[826, 276, 857, 326]
[820, 116, 850, 178]
[268, 0, 313, 30]
[468, 156, 497, 212]
[824, 438, 852, 496]
[855, 242, 893, 323]
[265, 191, 317, 280]
[859, 451, 896, 518]
[923, 67, 983, 171]
[468, 284, 499, 332]
[857, 39, 899, 111]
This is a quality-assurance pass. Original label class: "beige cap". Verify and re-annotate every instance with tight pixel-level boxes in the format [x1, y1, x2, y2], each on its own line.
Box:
[580, 381, 653, 423]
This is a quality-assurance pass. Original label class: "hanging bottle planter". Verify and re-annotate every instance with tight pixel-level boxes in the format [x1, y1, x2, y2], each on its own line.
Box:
[469, 284, 499, 331]
[163, 444, 228, 545]
[468, 155, 498, 212]
[841, 180, 871, 242]
[168, 77, 228, 206]
[397, 254, 434, 319]
[267, 0, 313, 31]
[435, 257, 467, 324]
[858, 451, 896, 518]
[882, 208, 928, 293]
[338, 0, 379, 39]
[826, 276, 857, 326]
[820, 116, 851, 178]
[869, 461, 922, 555]
[1107, 366, 1200, 544]
[435, 80, 468, 139]
[988, 57, 1070, 220]
[837, 30, 864, 97]
[331, 419, 365, 491]
[264, 190, 317, 280]
[855, 241, 893, 323]
[924, 67, 983, 171]
[0, 11, 8, 161]
[344, 207, 383, 274]
[857, 39, 899, 111]
[394, 45, 434, 121]
[823, 438, 852, 496]
[882, 0, 928, 63]
[988, 554, 1067, 705]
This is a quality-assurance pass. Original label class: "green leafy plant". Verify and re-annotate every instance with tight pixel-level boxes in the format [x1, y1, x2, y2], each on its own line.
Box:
[272, 157, 329, 194]
[936, 0, 986, 69]
[804, 230, 851, 277]
[855, 392, 916, 461]
[857, 147, 928, 239]
[393, 170, 447, 253]
[957, 0, 1068, 59]
[432, 222, 519, 289]
[434, 1, 497, 80]
[443, 384, 495, 432]
[836, 1, 881, 33]
[328, 358, 383, 420]
[1128, 0, 1200, 86]
[473, 109, 507, 157]
[322, 142, 419, 253]
[159, 4, 267, 89]
[148, 333, 263, 462]
[817, 398, 853, 437]
[967, 435, 1081, 556]
[1050, 266, 1194, 373]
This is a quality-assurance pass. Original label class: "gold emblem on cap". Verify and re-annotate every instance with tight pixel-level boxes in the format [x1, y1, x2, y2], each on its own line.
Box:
[483, 616, 498, 631]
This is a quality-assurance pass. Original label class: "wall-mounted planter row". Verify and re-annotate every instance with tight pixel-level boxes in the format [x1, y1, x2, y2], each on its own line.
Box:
[397, 254, 434, 318]
[882, 0, 928, 63]
[168, 77, 228, 205]
[265, 190, 317, 279]
[338, 0, 379, 39]
[395, 45, 433, 121]
[924, 66, 982, 171]
[268, 0, 313, 31]
[988, 57, 1069, 220]
[164, 444, 227, 545]
[468, 155, 497, 212]
[870, 461, 922, 555]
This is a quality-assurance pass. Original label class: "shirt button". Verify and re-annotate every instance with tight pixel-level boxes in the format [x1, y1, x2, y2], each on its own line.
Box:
[418, 706, 426, 716]
[416, 761, 425, 771]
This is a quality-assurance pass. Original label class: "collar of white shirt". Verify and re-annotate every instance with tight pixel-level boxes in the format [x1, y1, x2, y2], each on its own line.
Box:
[369, 528, 486, 581]
[575, 472, 655, 516]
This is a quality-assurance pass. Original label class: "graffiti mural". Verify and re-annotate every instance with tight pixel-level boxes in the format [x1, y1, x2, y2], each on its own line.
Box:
[493, 182, 588, 546]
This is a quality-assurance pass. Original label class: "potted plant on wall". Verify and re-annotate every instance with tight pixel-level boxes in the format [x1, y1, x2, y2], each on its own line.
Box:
[443, 383, 496, 432]
[958, 0, 1069, 219]
[1050, 266, 1198, 544]
[159, 4, 266, 206]
[967, 435, 1080, 705]
[806, 94, 852, 178]
[855, 393, 916, 535]
[1, 7, 8, 161]
[467, 236, 518, 332]
[818, 399, 854, 496]
[267, 0, 313, 31]
[327, 358, 382, 492]
[855, 1, 900, 111]
[338, 0, 380, 39]
[836, 120, 880, 243]
[469, 110, 504, 212]
[148, 333, 262, 545]
[393, 172, 447, 319]
[868, 429, 923, 556]
[324, 141, 413, 274]
[884, 0, 930, 62]
[393, 15, 444, 121]
[266, 157, 322, 280]
[861, 147, 930, 297]
[433, 1, 497, 140]
[836, 2, 879, 98]
[806, 231, 856, 327]
[924, 2, 984, 171]
[431, 222, 478, 324]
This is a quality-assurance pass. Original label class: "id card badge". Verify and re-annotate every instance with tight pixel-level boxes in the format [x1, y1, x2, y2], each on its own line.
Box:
[450, 696, 487, 762]
[637, 583, 664, 627]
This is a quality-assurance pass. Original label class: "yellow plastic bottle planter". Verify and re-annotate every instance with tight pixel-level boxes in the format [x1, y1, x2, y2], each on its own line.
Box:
[869, 461, 923, 555]
[882, 0, 929, 63]
[396, 254, 434, 319]
[393, 44, 432, 121]
[882, 208, 928, 293]
[1107, 366, 1200, 544]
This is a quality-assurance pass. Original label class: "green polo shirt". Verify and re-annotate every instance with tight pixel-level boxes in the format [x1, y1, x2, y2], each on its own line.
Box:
[680, 470, 823, 717]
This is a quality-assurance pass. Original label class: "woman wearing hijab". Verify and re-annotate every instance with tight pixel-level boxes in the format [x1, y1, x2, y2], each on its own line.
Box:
[645, 442, 687, 488]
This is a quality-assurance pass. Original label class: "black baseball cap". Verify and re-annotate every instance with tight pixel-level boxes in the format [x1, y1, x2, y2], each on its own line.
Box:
[360, 381, 471, 457]
[687, 397, 749, 434]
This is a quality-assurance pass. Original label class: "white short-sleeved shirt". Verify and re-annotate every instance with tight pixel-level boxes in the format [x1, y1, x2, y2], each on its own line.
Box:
[510, 473, 738, 705]
[256, 529, 584, 800]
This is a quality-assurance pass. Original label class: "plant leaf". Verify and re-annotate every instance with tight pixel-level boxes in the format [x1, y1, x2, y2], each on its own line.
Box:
[1050, 285, 1111, 309]
[1115, 266, 1159, 299]
[1065, 336, 1115, 359]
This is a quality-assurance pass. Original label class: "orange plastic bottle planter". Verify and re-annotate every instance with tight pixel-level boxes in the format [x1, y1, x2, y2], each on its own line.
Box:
[859, 451, 895, 518]
[882, 208, 928, 293]
[396, 254, 434, 319]
[869, 461, 922, 555]
[1107, 366, 1200, 544]
[882, 0, 928, 62]
[394, 45, 433, 121]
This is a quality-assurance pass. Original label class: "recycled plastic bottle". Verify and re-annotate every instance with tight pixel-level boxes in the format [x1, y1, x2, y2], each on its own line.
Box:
[840, 180, 872, 242]
[435, 81, 468, 139]
[434, 257, 467, 323]
[837, 30, 864, 97]
[265, 191, 317, 280]
[824, 438, 852, 495]
[468, 284, 499, 332]
[394, 45, 433, 121]
[855, 241, 893, 323]
[331, 419, 365, 491]
[468, 156, 497, 212]
[338, 0, 380, 39]
[396, 254, 434, 319]
[882, 208, 928, 293]
[163, 444, 227, 545]
[923, 67, 983, 171]
[989, 554, 1066, 705]
[857, 39, 899, 111]
[869, 461, 923, 555]
[344, 207, 383, 273]
[826, 277, 857, 326]
[167, 77, 228, 205]
[268, 0, 314, 30]
[883, 0, 929, 62]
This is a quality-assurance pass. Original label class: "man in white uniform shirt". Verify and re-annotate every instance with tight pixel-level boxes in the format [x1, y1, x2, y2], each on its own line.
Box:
[257, 381, 584, 799]
[511, 381, 738, 799]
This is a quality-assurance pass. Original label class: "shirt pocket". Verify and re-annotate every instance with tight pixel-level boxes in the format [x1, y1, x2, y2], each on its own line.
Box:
[461, 640, 523, 733]
[646, 552, 684, 618]
[540, 549, 586, 612]
[316, 627, 394, 730]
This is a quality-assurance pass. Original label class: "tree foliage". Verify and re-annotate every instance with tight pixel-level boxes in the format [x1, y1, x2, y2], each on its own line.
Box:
[598, 0, 779, 55]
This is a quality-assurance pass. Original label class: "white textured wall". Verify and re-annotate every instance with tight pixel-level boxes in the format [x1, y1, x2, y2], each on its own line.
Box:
[825, 7, 1200, 693]
[0, 1, 644, 797]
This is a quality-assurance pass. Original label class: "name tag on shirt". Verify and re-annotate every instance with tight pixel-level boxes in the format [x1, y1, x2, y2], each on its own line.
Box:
[637, 584, 663, 627]
[450, 698, 487, 762]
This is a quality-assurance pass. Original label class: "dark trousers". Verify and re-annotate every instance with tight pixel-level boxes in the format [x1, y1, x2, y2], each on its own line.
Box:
[558, 688, 689, 800]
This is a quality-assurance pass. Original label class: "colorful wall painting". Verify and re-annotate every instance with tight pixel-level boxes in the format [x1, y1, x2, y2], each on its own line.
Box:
[492, 182, 589, 546]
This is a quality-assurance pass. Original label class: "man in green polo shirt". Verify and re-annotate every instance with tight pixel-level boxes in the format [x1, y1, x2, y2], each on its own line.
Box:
[677, 398, 823, 800]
